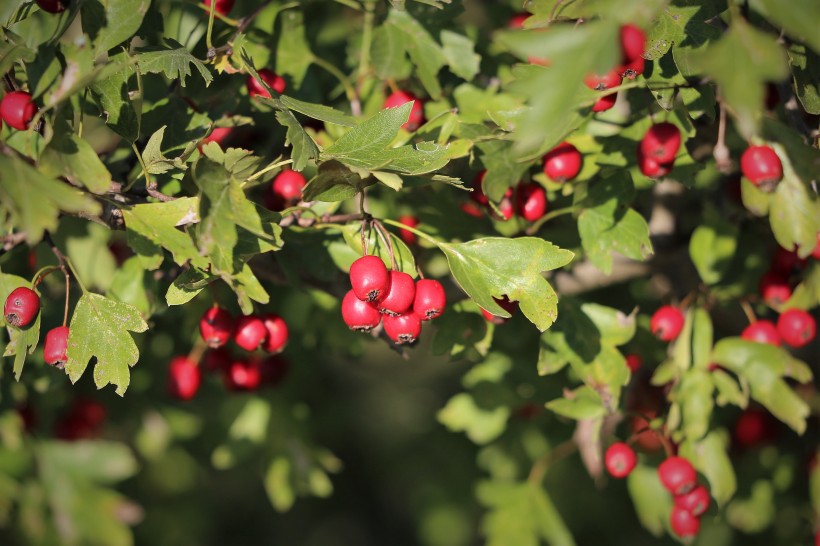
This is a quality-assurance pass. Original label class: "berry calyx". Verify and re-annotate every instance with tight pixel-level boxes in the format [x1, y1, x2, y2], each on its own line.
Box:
[341, 290, 382, 332]
[543, 142, 583, 183]
[383, 313, 422, 344]
[36, 0, 69, 13]
[168, 356, 201, 401]
[44, 326, 69, 368]
[413, 279, 446, 321]
[350, 255, 390, 303]
[247, 69, 286, 99]
[233, 315, 268, 351]
[740, 145, 783, 190]
[777, 308, 816, 348]
[758, 271, 791, 307]
[674, 485, 711, 517]
[625, 354, 642, 373]
[0, 91, 37, 131]
[224, 359, 262, 391]
[658, 456, 698, 495]
[383, 90, 425, 131]
[516, 183, 548, 222]
[271, 170, 306, 208]
[261, 313, 288, 353]
[650, 305, 685, 342]
[605, 442, 637, 478]
[741, 320, 781, 346]
[378, 270, 416, 316]
[398, 215, 420, 246]
[199, 306, 234, 348]
[640, 122, 682, 164]
[669, 506, 700, 539]
[203, 0, 234, 17]
[4, 287, 41, 328]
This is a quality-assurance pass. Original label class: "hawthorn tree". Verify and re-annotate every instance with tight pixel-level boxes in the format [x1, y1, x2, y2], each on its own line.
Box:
[0, 0, 819, 544]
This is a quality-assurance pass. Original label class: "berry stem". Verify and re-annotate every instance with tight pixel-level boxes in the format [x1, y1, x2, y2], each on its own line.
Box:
[373, 220, 398, 271]
[43, 232, 71, 327]
[381, 218, 440, 246]
[713, 100, 731, 173]
[187, 337, 209, 366]
[205, 0, 217, 50]
[527, 439, 578, 484]
[740, 299, 757, 325]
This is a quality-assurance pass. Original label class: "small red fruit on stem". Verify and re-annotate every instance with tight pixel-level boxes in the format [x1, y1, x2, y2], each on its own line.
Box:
[44, 326, 70, 368]
[741, 320, 781, 346]
[413, 279, 446, 321]
[640, 122, 682, 164]
[233, 315, 268, 351]
[203, 0, 234, 17]
[777, 308, 816, 348]
[658, 456, 698, 495]
[740, 145, 783, 190]
[224, 359, 262, 391]
[199, 306, 234, 348]
[247, 69, 286, 98]
[625, 354, 643, 373]
[168, 356, 201, 401]
[261, 314, 289, 353]
[36, 0, 69, 13]
[398, 215, 420, 246]
[516, 183, 548, 222]
[674, 485, 711, 517]
[4, 287, 40, 328]
[605, 442, 637, 478]
[378, 271, 416, 316]
[543, 142, 583, 182]
[650, 306, 685, 342]
[341, 290, 382, 332]
[669, 506, 700, 538]
[350, 255, 390, 303]
[383, 313, 422, 344]
[0, 91, 37, 130]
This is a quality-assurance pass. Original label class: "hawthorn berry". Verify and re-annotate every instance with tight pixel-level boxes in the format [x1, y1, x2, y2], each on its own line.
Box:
[383, 313, 421, 344]
[619, 24, 646, 79]
[516, 183, 548, 222]
[496, 193, 515, 221]
[471, 172, 490, 205]
[584, 69, 622, 112]
[674, 485, 711, 517]
[341, 290, 382, 332]
[740, 145, 783, 190]
[203, 0, 234, 17]
[591, 92, 618, 113]
[543, 142, 582, 182]
[637, 148, 673, 178]
[413, 279, 446, 321]
[199, 306, 234, 348]
[625, 354, 642, 373]
[604, 442, 637, 478]
[650, 305, 685, 342]
[741, 320, 781, 346]
[398, 215, 420, 246]
[261, 313, 289, 353]
[247, 69, 286, 98]
[4, 287, 40, 328]
[758, 271, 791, 307]
[733, 407, 775, 449]
[640, 123, 681, 164]
[0, 91, 36, 131]
[383, 90, 424, 131]
[350, 255, 390, 303]
[233, 315, 268, 351]
[36, 0, 68, 13]
[460, 202, 484, 219]
[168, 356, 201, 401]
[481, 296, 518, 324]
[658, 456, 698, 495]
[271, 170, 306, 208]
[777, 308, 816, 348]
[378, 271, 416, 316]
[770, 246, 807, 274]
[224, 359, 262, 391]
[507, 13, 528, 29]
[44, 326, 70, 368]
[669, 506, 700, 539]
[199, 126, 233, 150]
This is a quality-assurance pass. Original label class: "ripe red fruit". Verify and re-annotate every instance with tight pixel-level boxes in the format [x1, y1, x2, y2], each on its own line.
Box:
[543, 142, 582, 182]
[460, 202, 484, 218]
[674, 485, 711, 517]
[471, 171, 490, 205]
[44, 326, 70, 368]
[199, 126, 233, 150]
[224, 359, 262, 391]
[168, 356, 201, 401]
[383, 90, 424, 131]
[199, 306, 233, 348]
[383, 313, 422, 344]
[625, 354, 642, 373]
[496, 193, 515, 221]
[0, 91, 37, 130]
[619, 24, 646, 79]
[658, 456, 698, 495]
[669, 506, 700, 538]
[203, 0, 234, 17]
[36, 0, 68, 13]
[812, 233, 820, 260]
[585, 69, 622, 112]
[233, 315, 268, 351]
[378, 271, 416, 316]
[733, 407, 775, 449]
[591, 92, 618, 113]
[481, 296, 518, 324]
[770, 246, 807, 274]
[271, 170, 306, 206]
[637, 147, 673, 178]
[507, 13, 528, 29]
[516, 183, 548, 222]
[741, 320, 781, 346]
[758, 271, 791, 307]
[650, 306, 685, 342]
[261, 314, 288, 353]
[740, 145, 783, 190]
[247, 69, 286, 98]
[777, 308, 816, 348]
[413, 279, 446, 321]
[605, 442, 637, 478]
[398, 215, 420, 246]
[341, 290, 382, 331]
[350, 255, 390, 303]
[4, 287, 40, 328]
[640, 123, 682, 164]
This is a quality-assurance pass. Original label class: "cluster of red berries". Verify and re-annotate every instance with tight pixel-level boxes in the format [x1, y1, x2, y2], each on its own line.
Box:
[341, 255, 446, 344]
[3, 286, 70, 368]
[741, 308, 816, 348]
[637, 122, 683, 178]
[0, 90, 37, 132]
[758, 239, 820, 307]
[583, 24, 647, 112]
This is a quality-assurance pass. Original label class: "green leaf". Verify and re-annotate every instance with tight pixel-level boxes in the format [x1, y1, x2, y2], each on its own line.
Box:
[141, 126, 178, 175]
[439, 237, 574, 331]
[787, 43, 820, 114]
[341, 223, 417, 278]
[40, 120, 113, 194]
[275, 109, 319, 172]
[473, 136, 529, 202]
[785, 263, 820, 310]
[385, 10, 446, 99]
[751, 0, 820, 54]
[431, 300, 493, 359]
[165, 268, 214, 306]
[645, 0, 726, 61]
[689, 210, 739, 285]
[712, 368, 749, 408]
[0, 273, 41, 380]
[627, 464, 673, 537]
[321, 103, 409, 169]
[82, 0, 149, 54]
[121, 198, 205, 271]
[725, 480, 775, 533]
[679, 431, 737, 507]
[89, 52, 139, 142]
[0, 155, 101, 245]
[676, 370, 714, 441]
[371, 24, 411, 80]
[546, 386, 606, 420]
[767, 143, 820, 257]
[135, 39, 213, 87]
[65, 293, 149, 396]
[441, 30, 480, 81]
[438, 393, 509, 445]
[278, 95, 356, 127]
[106, 257, 156, 318]
[276, 9, 312, 88]
[265, 457, 296, 512]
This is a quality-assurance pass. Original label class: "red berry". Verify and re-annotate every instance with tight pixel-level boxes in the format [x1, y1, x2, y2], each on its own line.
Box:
[674, 485, 711, 517]
[350, 255, 390, 303]
[383, 313, 421, 344]
[378, 271, 416, 316]
[777, 308, 816, 348]
[770, 246, 807, 274]
[247, 69, 286, 99]
[0, 91, 37, 131]
[471, 171, 490, 205]
[591, 92, 618, 113]
[481, 296, 518, 324]
[199, 126, 233, 151]
[812, 233, 820, 260]
[584, 69, 622, 92]
[4, 287, 40, 328]
[413, 279, 446, 321]
[619, 24, 646, 79]
[658, 456, 698, 495]
[516, 183, 548, 222]
[261, 313, 288, 353]
[398, 215, 420, 246]
[758, 271, 791, 307]
[383, 90, 424, 131]
[740, 145, 783, 189]
[605, 442, 637, 478]
[203, 0, 234, 16]
[203, 347, 231, 372]
[497, 193, 515, 221]
[741, 320, 781, 346]
[44, 326, 69, 368]
[733, 407, 775, 449]
[507, 13, 528, 29]
[460, 202, 484, 218]
[637, 147, 673, 178]
[271, 170, 306, 205]
[543, 142, 582, 182]
[669, 506, 700, 538]
[233, 315, 267, 351]
[199, 306, 233, 348]
[224, 359, 262, 391]
[650, 306, 685, 342]
[341, 289, 382, 331]
[640, 123, 682, 164]
[168, 356, 201, 401]
[625, 354, 642, 373]
[36, 0, 68, 13]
